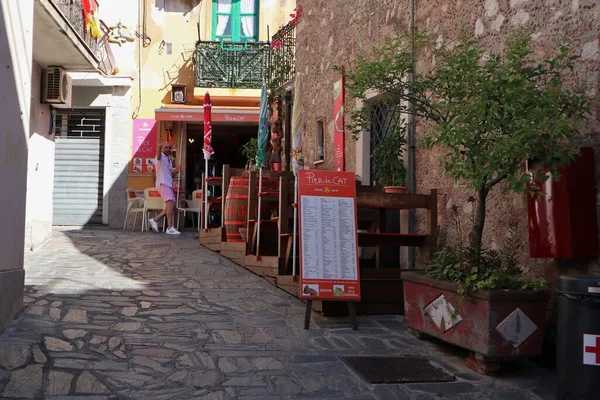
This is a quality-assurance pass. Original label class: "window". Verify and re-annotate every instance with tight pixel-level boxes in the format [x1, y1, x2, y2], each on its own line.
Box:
[55, 109, 106, 138]
[369, 100, 401, 184]
[212, 0, 258, 42]
[158, 0, 196, 13]
[316, 118, 325, 162]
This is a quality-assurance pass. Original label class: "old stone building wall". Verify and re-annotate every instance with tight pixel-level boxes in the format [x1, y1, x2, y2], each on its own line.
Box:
[295, 0, 600, 288]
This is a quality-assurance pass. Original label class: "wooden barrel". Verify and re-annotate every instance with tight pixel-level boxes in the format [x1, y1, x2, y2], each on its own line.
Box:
[224, 177, 280, 242]
[224, 177, 250, 242]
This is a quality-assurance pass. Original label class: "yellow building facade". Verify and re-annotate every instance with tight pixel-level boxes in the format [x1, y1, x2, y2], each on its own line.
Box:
[128, 0, 296, 191]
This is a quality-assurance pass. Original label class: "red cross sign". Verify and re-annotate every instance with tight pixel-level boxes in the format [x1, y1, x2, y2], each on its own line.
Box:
[583, 334, 600, 366]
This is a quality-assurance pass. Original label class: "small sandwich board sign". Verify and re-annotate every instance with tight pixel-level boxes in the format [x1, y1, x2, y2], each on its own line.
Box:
[297, 170, 361, 329]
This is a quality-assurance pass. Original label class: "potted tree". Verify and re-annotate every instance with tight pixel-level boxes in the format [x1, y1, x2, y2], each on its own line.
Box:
[371, 126, 407, 193]
[344, 33, 590, 373]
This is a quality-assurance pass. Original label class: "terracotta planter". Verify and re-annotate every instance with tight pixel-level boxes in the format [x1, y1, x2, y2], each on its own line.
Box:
[383, 186, 407, 194]
[401, 271, 550, 374]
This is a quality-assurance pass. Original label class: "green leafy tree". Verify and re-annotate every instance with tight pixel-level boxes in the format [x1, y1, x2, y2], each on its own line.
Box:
[345, 32, 590, 256]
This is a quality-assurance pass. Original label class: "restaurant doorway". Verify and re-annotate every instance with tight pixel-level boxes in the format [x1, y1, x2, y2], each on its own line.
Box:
[184, 123, 258, 194]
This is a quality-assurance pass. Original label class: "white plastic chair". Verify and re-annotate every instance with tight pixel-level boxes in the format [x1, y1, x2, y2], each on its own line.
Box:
[178, 189, 210, 230]
[143, 188, 166, 232]
[123, 188, 145, 231]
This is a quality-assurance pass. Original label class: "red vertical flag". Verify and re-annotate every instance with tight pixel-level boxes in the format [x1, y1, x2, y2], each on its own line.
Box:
[333, 68, 345, 172]
[203, 92, 214, 160]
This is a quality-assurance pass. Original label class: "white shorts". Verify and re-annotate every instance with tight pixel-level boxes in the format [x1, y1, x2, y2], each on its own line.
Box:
[158, 184, 175, 202]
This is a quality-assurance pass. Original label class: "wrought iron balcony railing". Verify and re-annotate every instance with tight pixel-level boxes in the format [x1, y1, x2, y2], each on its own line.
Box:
[53, 0, 98, 50]
[52, 0, 116, 76]
[194, 41, 271, 89]
[96, 20, 116, 76]
[270, 23, 296, 90]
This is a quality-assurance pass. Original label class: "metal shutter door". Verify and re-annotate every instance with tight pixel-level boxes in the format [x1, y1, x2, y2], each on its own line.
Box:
[52, 110, 105, 225]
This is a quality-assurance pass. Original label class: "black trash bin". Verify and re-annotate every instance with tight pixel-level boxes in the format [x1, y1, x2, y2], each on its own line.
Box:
[557, 275, 600, 400]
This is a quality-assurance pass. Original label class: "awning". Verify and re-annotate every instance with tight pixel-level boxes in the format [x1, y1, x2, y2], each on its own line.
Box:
[155, 104, 260, 124]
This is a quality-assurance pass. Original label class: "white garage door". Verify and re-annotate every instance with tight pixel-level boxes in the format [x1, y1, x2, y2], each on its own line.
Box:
[52, 109, 105, 225]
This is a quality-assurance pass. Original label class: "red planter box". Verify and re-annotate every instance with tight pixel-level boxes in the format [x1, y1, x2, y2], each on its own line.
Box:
[402, 272, 550, 361]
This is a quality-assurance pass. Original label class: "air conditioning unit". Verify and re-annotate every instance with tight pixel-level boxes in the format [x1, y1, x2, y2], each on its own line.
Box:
[42, 67, 71, 108]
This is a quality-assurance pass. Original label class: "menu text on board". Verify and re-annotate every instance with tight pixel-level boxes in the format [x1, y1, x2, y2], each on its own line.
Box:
[298, 170, 361, 301]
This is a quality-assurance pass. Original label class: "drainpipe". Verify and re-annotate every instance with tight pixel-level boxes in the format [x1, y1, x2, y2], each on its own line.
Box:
[407, 0, 417, 269]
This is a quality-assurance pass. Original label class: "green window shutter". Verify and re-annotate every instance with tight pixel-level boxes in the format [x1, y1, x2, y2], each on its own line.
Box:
[212, 0, 258, 42]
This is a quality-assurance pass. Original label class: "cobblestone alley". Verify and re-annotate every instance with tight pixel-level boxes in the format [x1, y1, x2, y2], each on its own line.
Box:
[0, 229, 555, 399]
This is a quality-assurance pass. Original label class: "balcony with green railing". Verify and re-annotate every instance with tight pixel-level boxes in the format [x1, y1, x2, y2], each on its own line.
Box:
[269, 23, 296, 90]
[194, 41, 271, 89]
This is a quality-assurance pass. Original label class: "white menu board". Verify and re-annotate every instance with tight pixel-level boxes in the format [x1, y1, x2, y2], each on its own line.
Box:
[300, 195, 358, 281]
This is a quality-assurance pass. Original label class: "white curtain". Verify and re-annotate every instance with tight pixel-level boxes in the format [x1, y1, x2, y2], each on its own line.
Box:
[240, 0, 255, 40]
[216, 0, 232, 37]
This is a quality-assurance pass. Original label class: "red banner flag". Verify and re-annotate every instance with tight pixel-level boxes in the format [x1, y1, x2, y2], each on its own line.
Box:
[203, 92, 214, 160]
[333, 68, 345, 172]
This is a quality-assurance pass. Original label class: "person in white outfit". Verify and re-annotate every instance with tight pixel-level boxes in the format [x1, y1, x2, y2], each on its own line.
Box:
[149, 142, 181, 235]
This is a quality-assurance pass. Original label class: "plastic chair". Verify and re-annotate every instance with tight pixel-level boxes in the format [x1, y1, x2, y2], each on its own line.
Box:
[178, 189, 210, 230]
[123, 188, 145, 231]
[143, 188, 166, 232]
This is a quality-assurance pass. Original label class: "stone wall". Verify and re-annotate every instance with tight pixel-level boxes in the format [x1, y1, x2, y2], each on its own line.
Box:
[295, 0, 600, 287]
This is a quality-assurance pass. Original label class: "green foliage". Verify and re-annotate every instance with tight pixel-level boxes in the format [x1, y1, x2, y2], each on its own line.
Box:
[371, 123, 407, 187]
[241, 138, 258, 163]
[427, 244, 546, 296]
[340, 33, 437, 140]
[344, 31, 590, 255]
[421, 33, 589, 196]
[426, 206, 545, 295]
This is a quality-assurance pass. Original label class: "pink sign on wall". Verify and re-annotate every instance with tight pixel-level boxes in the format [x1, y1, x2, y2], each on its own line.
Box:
[131, 119, 158, 175]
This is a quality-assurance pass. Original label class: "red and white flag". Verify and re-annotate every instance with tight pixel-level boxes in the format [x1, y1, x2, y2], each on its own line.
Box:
[202, 92, 214, 160]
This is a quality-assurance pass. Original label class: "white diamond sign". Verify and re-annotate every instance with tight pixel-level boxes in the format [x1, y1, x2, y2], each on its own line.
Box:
[424, 295, 462, 333]
[495, 308, 538, 349]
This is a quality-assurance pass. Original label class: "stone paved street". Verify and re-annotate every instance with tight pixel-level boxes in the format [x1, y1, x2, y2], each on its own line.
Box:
[0, 228, 555, 399]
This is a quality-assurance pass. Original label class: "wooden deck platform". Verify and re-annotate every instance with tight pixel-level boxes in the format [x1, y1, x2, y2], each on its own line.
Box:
[199, 227, 221, 252]
[209, 168, 439, 318]
[244, 255, 279, 286]
[220, 242, 245, 266]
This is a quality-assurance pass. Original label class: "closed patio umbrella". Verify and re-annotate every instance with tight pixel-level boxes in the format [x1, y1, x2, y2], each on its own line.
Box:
[202, 92, 214, 232]
[255, 84, 268, 259]
[291, 73, 303, 276]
